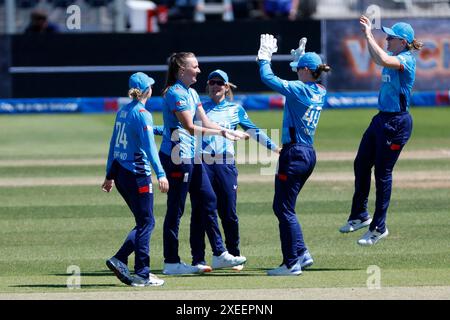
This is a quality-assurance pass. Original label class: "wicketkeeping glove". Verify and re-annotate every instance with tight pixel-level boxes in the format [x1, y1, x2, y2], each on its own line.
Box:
[290, 37, 307, 72]
[257, 34, 278, 62]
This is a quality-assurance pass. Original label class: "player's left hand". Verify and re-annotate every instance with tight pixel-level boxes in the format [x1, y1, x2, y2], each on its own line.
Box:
[359, 15, 372, 36]
[101, 178, 114, 193]
[290, 37, 307, 72]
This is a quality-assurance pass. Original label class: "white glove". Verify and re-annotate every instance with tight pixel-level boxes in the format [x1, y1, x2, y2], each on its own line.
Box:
[257, 34, 278, 62]
[290, 37, 307, 72]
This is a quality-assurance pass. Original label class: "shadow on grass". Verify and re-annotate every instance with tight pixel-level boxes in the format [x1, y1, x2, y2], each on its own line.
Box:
[304, 267, 363, 272]
[49, 267, 363, 279]
[10, 284, 119, 289]
[51, 271, 111, 277]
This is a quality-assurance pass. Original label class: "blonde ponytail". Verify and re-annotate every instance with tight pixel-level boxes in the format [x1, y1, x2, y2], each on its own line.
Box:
[407, 39, 423, 51]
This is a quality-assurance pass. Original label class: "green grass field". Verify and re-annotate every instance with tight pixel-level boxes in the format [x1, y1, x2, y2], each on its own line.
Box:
[0, 108, 449, 296]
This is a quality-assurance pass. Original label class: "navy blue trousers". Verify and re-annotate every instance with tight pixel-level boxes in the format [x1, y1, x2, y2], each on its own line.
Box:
[350, 111, 413, 233]
[194, 162, 240, 257]
[110, 161, 154, 279]
[273, 143, 316, 268]
[159, 152, 226, 265]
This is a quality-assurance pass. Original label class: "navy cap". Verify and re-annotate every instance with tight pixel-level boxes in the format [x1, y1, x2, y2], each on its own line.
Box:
[290, 52, 323, 71]
[382, 22, 414, 43]
[129, 72, 155, 92]
[208, 69, 229, 83]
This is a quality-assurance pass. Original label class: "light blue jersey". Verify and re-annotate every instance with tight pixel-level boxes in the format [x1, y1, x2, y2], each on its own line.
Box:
[202, 99, 278, 156]
[160, 80, 201, 159]
[259, 60, 327, 146]
[379, 50, 416, 112]
[106, 100, 165, 178]
[378, 51, 416, 112]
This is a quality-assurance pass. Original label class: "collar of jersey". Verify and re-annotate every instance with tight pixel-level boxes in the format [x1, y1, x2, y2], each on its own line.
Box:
[176, 80, 190, 90]
[213, 99, 229, 108]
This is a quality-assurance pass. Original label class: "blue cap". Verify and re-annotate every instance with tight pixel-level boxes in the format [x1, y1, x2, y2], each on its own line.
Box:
[208, 69, 229, 83]
[382, 22, 414, 43]
[128, 72, 155, 92]
[290, 52, 323, 71]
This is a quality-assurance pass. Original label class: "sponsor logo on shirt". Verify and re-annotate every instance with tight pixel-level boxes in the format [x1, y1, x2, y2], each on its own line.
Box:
[382, 74, 391, 82]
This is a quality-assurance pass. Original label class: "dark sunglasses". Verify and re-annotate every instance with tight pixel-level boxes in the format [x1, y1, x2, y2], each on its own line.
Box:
[208, 79, 225, 86]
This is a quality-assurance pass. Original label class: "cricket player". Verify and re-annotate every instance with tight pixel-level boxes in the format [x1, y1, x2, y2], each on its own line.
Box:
[102, 72, 169, 287]
[339, 17, 422, 245]
[159, 52, 248, 275]
[197, 69, 281, 270]
[258, 34, 330, 275]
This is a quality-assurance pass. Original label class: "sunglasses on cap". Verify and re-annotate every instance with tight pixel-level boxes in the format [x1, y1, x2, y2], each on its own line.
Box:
[208, 79, 225, 86]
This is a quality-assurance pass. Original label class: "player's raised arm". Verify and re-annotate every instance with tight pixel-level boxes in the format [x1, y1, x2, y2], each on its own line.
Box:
[360, 15, 400, 69]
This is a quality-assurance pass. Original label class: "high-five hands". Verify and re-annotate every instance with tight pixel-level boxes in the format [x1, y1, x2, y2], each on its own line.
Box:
[290, 37, 307, 71]
[257, 34, 278, 62]
[221, 129, 250, 141]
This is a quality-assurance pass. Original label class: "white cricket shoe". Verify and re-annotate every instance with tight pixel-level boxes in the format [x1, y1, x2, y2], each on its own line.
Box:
[162, 262, 205, 275]
[212, 251, 247, 269]
[339, 218, 372, 233]
[298, 250, 314, 269]
[131, 274, 165, 287]
[267, 261, 302, 276]
[357, 229, 389, 246]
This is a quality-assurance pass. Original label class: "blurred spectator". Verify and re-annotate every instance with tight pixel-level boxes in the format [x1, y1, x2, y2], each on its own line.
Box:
[24, 9, 60, 34]
[231, 0, 254, 19]
[261, 0, 299, 20]
[162, 0, 200, 21]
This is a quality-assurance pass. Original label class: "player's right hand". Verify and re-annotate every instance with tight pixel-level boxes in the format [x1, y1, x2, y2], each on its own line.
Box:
[158, 177, 169, 193]
[257, 34, 278, 62]
[102, 178, 114, 193]
[359, 15, 372, 36]
[229, 129, 250, 140]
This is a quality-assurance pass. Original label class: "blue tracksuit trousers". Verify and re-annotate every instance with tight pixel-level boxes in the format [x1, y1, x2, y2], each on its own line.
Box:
[349, 111, 413, 233]
[159, 152, 226, 265]
[201, 162, 240, 257]
[111, 161, 154, 279]
[273, 143, 316, 268]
